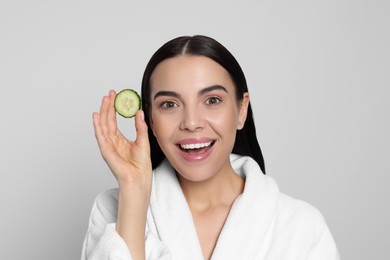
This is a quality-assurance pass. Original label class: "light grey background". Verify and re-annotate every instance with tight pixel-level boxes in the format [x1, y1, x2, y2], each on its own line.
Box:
[1, 0, 388, 259]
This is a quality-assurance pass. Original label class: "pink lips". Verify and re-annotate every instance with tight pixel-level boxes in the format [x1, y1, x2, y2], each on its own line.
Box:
[176, 138, 215, 162]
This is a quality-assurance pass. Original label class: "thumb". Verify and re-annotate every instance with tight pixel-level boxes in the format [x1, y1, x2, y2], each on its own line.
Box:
[134, 110, 150, 152]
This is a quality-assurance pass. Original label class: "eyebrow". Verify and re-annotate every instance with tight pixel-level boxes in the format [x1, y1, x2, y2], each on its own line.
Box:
[199, 85, 228, 96]
[153, 85, 228, 100]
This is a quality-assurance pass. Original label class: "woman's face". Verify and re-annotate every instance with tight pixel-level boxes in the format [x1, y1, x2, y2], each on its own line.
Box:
[149, 55, 249, 182]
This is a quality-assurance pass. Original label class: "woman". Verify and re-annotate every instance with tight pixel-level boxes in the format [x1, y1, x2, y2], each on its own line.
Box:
[81, 35, 340, 260]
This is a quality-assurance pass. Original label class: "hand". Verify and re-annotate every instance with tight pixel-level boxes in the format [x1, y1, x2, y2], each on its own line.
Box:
[93, 90, 151, 259]
[92, 90, 152, 188]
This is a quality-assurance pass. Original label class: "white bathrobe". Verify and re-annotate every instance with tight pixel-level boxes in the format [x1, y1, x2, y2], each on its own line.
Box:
[81, 155, 340, 259]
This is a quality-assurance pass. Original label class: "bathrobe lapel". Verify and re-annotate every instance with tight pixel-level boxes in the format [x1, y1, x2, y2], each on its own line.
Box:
[150, 160, 204, 260]
[211, 155, 279, 259]
[149, 155, 279, 260]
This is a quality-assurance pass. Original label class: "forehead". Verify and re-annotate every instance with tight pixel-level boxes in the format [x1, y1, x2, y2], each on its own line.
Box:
[150, 55, 234, 92]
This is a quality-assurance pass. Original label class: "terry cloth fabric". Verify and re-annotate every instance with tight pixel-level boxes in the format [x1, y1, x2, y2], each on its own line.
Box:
[81, 154, 340, 259]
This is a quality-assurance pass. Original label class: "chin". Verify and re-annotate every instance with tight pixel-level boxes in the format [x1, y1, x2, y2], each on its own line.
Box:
[176, 170, 215, 183]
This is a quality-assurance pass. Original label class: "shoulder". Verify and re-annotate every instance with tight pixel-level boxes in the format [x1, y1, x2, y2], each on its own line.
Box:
[278, 192, 324, 219]
[271, 193, 340, 258]
[89, 188, 119, 224]
[274, 192, 329, 240]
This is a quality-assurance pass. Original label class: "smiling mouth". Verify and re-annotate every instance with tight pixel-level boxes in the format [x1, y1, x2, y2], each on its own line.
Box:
[178, 141, 215, 154]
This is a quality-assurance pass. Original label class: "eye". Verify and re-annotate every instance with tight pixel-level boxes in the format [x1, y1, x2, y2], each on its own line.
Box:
[205, 96, 222, 106]
[160, 101, 178, 109]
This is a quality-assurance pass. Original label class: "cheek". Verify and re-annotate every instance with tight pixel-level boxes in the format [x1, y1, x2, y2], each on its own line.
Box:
[150, 112, 178, 140]
[211, 115, 235, 129]
[150, 115, 164, 138]
[206, 107, 239, 132]
[205, 108, 238, 155]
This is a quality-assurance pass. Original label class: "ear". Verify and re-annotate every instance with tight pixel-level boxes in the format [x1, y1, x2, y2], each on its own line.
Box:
[237, 92, 250, 130]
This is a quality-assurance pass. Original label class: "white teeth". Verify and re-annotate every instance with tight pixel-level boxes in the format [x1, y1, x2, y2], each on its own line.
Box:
[180, 141, 212, 150]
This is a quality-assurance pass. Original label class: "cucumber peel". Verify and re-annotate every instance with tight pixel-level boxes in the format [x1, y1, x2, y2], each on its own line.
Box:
[114, 89, 141, 118]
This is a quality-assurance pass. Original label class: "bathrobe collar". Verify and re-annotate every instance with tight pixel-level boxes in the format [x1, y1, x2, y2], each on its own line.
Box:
[150, 154, 279, 259]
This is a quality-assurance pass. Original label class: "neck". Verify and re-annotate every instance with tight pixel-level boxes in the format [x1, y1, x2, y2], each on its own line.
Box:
[177, 165, 244, 210]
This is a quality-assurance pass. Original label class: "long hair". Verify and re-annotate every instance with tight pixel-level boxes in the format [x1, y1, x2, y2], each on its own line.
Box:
[141, 35, 266, 174]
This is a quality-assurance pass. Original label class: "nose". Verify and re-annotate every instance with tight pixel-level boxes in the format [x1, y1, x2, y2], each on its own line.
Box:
[179, 106, 205, 131]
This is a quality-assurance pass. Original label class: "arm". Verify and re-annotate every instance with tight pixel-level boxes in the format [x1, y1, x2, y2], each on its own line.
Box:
[92, 90, 152, 260]
[81, 190, 133, 260]
[307, 222, 340, 260]
[81, 190, 172, 260]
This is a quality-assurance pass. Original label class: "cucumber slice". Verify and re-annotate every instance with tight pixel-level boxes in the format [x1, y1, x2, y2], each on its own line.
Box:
[114, 89, 141, 118]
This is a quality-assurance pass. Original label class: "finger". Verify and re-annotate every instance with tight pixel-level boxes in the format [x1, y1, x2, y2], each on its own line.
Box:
[99, 93, 110, 136]
[92, 112, 106, 150]
[107, 90, 118, 135]
[134, 110, 150, 152]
